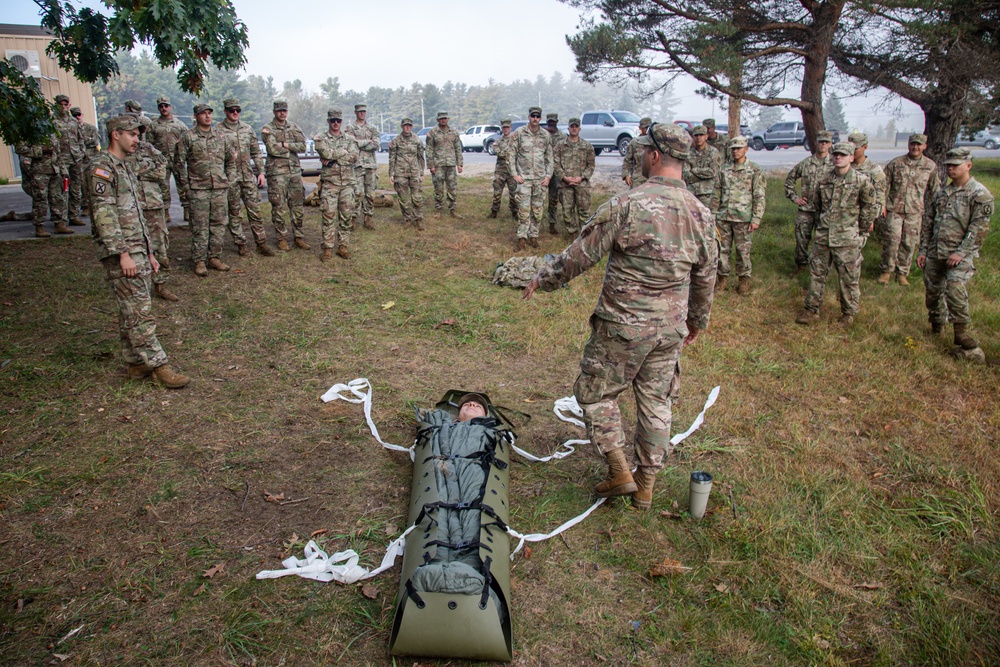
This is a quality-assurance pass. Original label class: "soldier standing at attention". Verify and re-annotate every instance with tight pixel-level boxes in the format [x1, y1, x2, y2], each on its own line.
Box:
[87, 114, 188, 388]
[388, 118, 426, 230]
[621, 117, 651, 188]
[16, 131, 71, 237]
[426, 111, 463, 218]
[704, 118, 729, 159]
[880, 133, 939, 286]
[175, 103, 237, 277]
[544, 113, 565, 233]
[54, 94, 86, 228]
[149, 97, 189, 224]
[262, 100, 308, 251]
[315, 109, 360, 261]
[796, 142, 877, 328]
[552, 118, 595, 236]
[509, 106, 553, 250]
[522, 123, 717, 511]
[784, 130, 832, 274]
[712, 136, 766, 295]
[847, 131, 887, 272]
[682, 125, 722, 210]
[219, 98, 275, 257]
[488, 119, 518, 220]
[345, 103, 380, 230]
[131, 116, 178, 302]
[917, 147, 994, 355]
[73, 107, 100, 160]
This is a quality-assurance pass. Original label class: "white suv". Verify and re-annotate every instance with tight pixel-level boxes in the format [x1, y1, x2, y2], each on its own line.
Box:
[460, 124, 501, 152]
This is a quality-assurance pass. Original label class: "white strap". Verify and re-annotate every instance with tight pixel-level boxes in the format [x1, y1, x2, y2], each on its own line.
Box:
[508, 395, 587, 462]
[507, 497, 606, 558]
[671, 386, 721, 445]
[320, 378, 415, 461]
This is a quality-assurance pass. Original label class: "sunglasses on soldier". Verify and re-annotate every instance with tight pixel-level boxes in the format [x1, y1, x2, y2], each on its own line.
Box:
[227, 107, 241, 113]
[329, 118, 342, 123]
[529, 113, 541, 118]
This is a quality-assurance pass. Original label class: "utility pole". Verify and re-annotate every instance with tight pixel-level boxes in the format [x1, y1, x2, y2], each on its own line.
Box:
[420, 98, 425, 129]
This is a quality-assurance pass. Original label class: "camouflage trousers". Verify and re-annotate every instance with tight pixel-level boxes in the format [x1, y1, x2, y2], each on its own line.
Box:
[558, 185, 591, 234]
[881, 211, 920, 276]
[491, 168, 517, 217]
[923, 256, 976, 325]
[516, 179, 545, 239]
[393, 175, 423, 223]
[228, 180, 266, 245]
[19, 158, 32, 196]
[717, 220, 754, 277]
[30, 172, 68, 226]
[267, 172, 304, 240]
[353, 167, 378, 218]
[188, 188, 228, 262]
[144, 207, 170, 285]
[431, 166, 458, 211]
[794, 210, 818, 268]
[804, 240, 861, 317]
[101, 253, 168, 369]
[547, 179, 560, 225]
[162, 165, 189, 222]
[574, 316, 683, 476]
[68, 161, 84, 219]
[320, 180, 355, 249]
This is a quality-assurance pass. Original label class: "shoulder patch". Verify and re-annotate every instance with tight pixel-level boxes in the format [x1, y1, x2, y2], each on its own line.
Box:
[261, 127, 270, 134]
[93, 167, 112, 181]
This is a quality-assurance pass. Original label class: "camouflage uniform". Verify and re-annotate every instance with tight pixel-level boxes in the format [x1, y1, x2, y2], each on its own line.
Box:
[55, 106, 86, 223]
[219, 103, 267, 247]
[784, 153, 831, 268]
[426, 115, 463, 212]
[87, 119, 168, 370]
[553, 131, 596, 234]
[345, 106, 380, 222]
[533, 169, 717, 476]
[882, 146, 939, 277]
[130, 134, 171, 286]
[77, 115, 100, 159]
[175, 110, 237, 263]
[803, 157, 877, 318]
[705, 120, 730, 162]
[18, 153, 33, 197]
[148, 101, 190, 220]
[545, 115, 565, 227]
[683, 142, 722, 210]
[16, 137, 66, 230]
[713, 155, 766, 278]
[621, 140, 645, 188]
[262, 103, 307, 241]
[315, 118, 360, 250]
[388, 122, 425, 226]
[490, 123, 518, 218]
[509, 116, 554, 241]
[851, 154, 887, 271]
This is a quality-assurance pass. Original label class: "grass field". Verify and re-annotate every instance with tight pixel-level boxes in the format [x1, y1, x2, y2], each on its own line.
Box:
[0, 159, 998, 666]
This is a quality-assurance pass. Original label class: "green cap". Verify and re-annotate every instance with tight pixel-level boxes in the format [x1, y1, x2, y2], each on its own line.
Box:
[156, 96, 171, 106]
[106, 114, 142, 133]
[355, 104, 367, 112]
[847, 131, 868, 146]
[908, 133, 927, 145]
[635, 122, 691, 160]
[728, 136, 749, 149]
[943, 147, 973, 165]
[702, 118, 716, 127]
[528, 106, 542, 116]
[546, 113, 558, 124]
[831, 141, 854, 155]
[816, 130, 834, 143]
[401, 117, 413, 126]
[568, 117, 581, 126]
[273, 100, 288, 112]
[436, 111, 449, 120]
[193, 103, 213, 114]
[500, 118, 512, 127]
[70, 106, 81, 116]
[125, 100, 142, 113]
[223, 97, 240, 109]
[327, 109, 343, 121]
[639, 117, 652, 129]
[55, 94, 69, 104]
[691, 125, 708, 136]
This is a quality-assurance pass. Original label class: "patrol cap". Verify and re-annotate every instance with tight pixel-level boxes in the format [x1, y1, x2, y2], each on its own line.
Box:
[816, 130, 834, 143]
[568, 117, 581, 126]
[193, 103, 213, 114]
[729, 136, 749, 149]
[223, 97, 240, 109]
[436, 111, 449, 120]
[156, 96, 171, 106]
[692, 124, 708, 136]
[848, 131, 868, 146]
[125, 99, 142, 112]
[55, 94, 69, 103]
[273, 100, 288, 112]
[635, 122, 691, 160]
[831, 141, 854, 155]
[457, 393, 489, 410]
[70, 106, 82, 116]
[702, 118, 716, 127]
[327, 109, 343, 121]
[639, 117, 652, 129]
[528, 106, 542, 116]
[546, 113, 558, 124]
[355, 104, 367, 112]
[500, 118, 512, 127]
[909, 133, 928, 145]
[106, 114, 142, 133]
[401, 117, 413, 126]
[943, 147, 973, 165]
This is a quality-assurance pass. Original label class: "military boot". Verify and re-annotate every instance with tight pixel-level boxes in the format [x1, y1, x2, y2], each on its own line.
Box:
[321, 248, 333, 262]
[837, 314, 855, 328]
[69, 217, 85, 226]
[433, 210, 442, 220]
[154, 284, 179, 302]
[714, 275, 728, 292]
[194, 261, 208, 277]
[896, 273, 910, 287]
[54, 222, 74, 234]
[529, 237, 540, 248]
[929, 321, 943, 335]
[336, 245, 351, 259]
[35, 226, 51, 238]
[796, 308, 819, 325]
[208, 257, 230, 272]
[594, 448, 638, 498]
[449, 210, 463, 220]
[157, 255, 170, 270]
[549, 223, 557, 235]
[127, 363, 153, 379]
[294, 238, 311, 250]
[256, 242, 276, 257]
[277, 239, 290, 252]
[516, 238, 527, 251]
[632, 471, 657, 511]
[953, 323, 978, 350]
[151, 364, 190, 389]
[363, 215, 376, 230]
[415, 218, 425, 231]
[877, 272, 892, 284]
[488, 210, 498, 219]
[737, 276, 752, 295]
[237, 243, 250, 257]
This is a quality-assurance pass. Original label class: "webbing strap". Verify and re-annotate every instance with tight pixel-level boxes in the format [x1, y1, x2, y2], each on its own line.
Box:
[479, 556, 493, 610]
[405, 579, 426, 608]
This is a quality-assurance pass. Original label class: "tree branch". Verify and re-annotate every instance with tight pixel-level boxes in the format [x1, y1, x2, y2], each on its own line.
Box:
[830, 47, 931, 107]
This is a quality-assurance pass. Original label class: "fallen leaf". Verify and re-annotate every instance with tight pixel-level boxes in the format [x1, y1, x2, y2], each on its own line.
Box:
[524, 546, 533, 559]
[115, 415, 134, 423]
[52, 655, 71, 662]
[192, 583, 206, 597]
[381, 301, 395, 310]
[659, 510, 680, 519]
[264, 491, 286, 503]
[389, 345, 400, 352]
[523, 398, 536, 403]
[384, 523, 398, 536]
[203, 562, 225, 579]
[649, 558, 690, 577]
[433, 318, 457, 328]
[855, 582, 884, 590]
[310, 528, 328, 538]
[714, 583, 729, 593]
[361, 584, 379, 600]
[838, 396, 849, 404]
[813, 635, 830, 650]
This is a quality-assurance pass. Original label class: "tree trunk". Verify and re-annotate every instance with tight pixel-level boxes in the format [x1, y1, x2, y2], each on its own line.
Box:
[922, 75, 972, 164]
[798, 1, 845, 149]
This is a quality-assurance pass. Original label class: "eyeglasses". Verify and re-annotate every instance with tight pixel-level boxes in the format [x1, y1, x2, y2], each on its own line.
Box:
[157, 104, 170, 108]
[647, 122, 667, 155]
[72, 114, 82, 118]
[329, 118, 342, 123]
[227, 108, 241, 113]
[529, 113, 541, 118]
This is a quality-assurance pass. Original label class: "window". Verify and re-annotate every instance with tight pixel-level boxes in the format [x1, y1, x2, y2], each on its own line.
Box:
[596, 113, 614, 125]
[611, 111, 641, 123]
[582, 113, 598, 125]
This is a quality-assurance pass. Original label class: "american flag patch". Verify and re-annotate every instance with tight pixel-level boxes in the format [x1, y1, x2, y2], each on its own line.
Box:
[93, 167, 112, 180]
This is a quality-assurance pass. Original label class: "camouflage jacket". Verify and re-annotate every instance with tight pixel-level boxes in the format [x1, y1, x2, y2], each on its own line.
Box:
[388, 133, 425, 179]
[508, 125, 553, 181]
[345, 121, 379, 170]
[86, 151, 153, 260]
[261, 119, 306, 176]
[884, 154, 939, 216]
[426, 125, 463, 169]
[784, 154, 830, 212]
[175, 126, 237, 190]
[621, 139, 643, 184]
[811, 167, 877, 247]
[148, 116, 188, 163]
[853, 157, 887, 214]
[713, 160, 766, 225]
[548, 129, 565, 150]
[80, 122, 100, 158]
[315, 131, 359, 187]
[708, 132, 729, 160]
[15, 138, 62, 176]
[919, 177, 994, 261]
[54, 111, 85, 165]
[494, 133, 514, 175]
[553, 137, 596, 187]
[683, 144, 722, 203]
[129, 140, 167, 210]
[218, 118, 263, 183]
[535, 176, 718, 331]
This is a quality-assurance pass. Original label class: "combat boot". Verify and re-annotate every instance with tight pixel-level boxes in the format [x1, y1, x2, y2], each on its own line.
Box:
[256, 242, 276, 257]
[632, 470, 657, 511]
[488, 210, 498, 219]
[151, 364, 190, 389]
[714, 275, 727, 292]
[237, 243, 250, 257]
[415, 218, 425, 231]
[877, 272, 892, 284]
[336, 245, 351, 259]
[929, 321, 943, 335]
[194, 261, 208, 277]
[54, 222, 74, 234]
[321, 248, 333, 262]
[294, 238, 311, 250]
[154, 284, 179, 302]
[594, 448, 638, 498]
[953, 323, 978, 350]
[529, 237, 540, 248]
[277, 239, 290, 252]
[127, 362, 153, 379]
[549, 223, 557, 235]
[157, 255, 170, 270]
[896, 273, 910, 287]
[793, 264, 806, 277]
[35, 226, 51, 238]
[796, 308, 819, 325]
[516, 238, 527, 251]
[433, 210, 442, 220]
[449, 210, 463, 220]
[69, 217, 85, 226]
[208, 257, 230, 272]
[737, 276, 752, 295]
[837, 314, 855, 328]
[363, 215, 376, 230]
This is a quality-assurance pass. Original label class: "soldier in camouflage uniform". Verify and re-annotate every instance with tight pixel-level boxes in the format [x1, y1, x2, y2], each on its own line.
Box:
[87, 114, 188, 388]
[149, 97, 190, 224]
[682, 125, 722, 209]
[54, 95, 85, 228]
[553, 118, 595, 235]
[489, 119, 518, 220]
[544, 113, 565, 232]
[704, 119, 729, 160]
[880, 133, 940, 285]
[426, 111, 463, 217]
[796, 142, 877, 328]
[262, 100, 308, 250]
[175, 103, 238, 276]
[917, 147, 994, 353]
[16, 133, 70, 238]
[509, 106, 553, 250]
[131, 116, 178, 302]
[219, 98, 276, 257]
[345, 104, 380, 229]
[523, 123, 717, 511]
[621, 117, 651, 188]
[712, 136, 766, 295]
[388, 118, 426, 229]
[784, 130, 832, 273]
[73, 107, 100, 159]
[315, 109, 359, 261]
[847, 131, 887, 272]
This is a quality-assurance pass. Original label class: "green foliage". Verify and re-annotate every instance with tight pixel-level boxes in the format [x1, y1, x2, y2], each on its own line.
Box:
[0, 59, 57, 148]
[823, 93, 849, 132]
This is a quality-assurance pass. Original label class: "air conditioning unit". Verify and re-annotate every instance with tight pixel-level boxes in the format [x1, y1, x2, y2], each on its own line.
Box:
[5, 50, 42, 78]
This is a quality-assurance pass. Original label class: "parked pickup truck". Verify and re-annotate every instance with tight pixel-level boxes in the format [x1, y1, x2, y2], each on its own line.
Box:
[750, 121, 806, 151]
[460, 124, 501, 152]
[579, 110, 642, 156]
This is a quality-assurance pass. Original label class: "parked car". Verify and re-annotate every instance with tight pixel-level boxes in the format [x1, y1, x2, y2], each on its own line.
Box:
[460, 124, 501, 151]
[416, 127, 434, 144]
[380, 133, 396, 152]
[482, 121, 528, 155]
[750, 121, 806, 151]
[304, 139, 317, 157]
[955, 130, 1000, 150]
[673, 120, 696, 133]
[717, 124, 752, 137]
[579, 110, 642, 155]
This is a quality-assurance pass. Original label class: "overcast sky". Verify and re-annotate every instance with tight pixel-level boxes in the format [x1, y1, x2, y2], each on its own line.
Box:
[2, 0, 924, 130]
